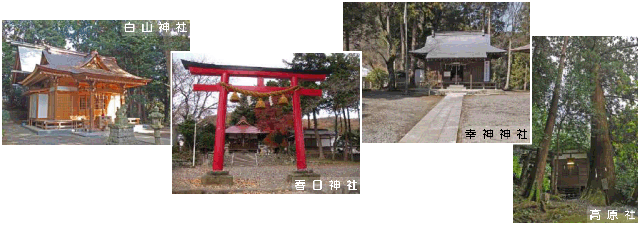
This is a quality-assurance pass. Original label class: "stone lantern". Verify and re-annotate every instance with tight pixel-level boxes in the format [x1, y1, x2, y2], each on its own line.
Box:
[148, 105, 164, 145]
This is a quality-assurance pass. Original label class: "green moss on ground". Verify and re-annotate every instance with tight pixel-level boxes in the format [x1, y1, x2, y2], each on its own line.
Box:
[582, 189, 608, 206]
[514, 191, 638, 223]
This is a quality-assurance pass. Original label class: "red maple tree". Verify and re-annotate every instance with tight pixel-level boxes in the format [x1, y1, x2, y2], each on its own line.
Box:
[255, 95, 294, 149]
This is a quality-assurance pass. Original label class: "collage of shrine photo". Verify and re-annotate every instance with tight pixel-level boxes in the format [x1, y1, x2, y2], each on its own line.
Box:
[346, 2, 639, 222]
[0, 2, 637, 208]
[3, 1, 640, 225]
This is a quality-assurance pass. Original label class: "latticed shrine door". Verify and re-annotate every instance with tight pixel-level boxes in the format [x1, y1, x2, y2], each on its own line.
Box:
[79, 95, 89, 117]
[55, 93, 73, 120]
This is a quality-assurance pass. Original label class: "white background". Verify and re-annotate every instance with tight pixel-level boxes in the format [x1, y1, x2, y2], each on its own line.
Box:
[1, 0, 639, 224]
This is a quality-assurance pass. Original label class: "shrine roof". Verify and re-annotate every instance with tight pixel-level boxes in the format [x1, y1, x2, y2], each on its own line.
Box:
[302, 129, 336, 136]
[410, 31, 506, 59]
[15, 42, 151, 87]
[17, 46, 42, 73]
[225, 116, 267, 134]
[225, 125, 267, 134]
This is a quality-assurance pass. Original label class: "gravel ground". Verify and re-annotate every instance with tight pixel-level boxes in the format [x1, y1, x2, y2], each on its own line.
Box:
[457, 91, 531, 143]
[2, 122, 157, 145]
[172, 163, 360, 194]
[362, 91, 443, 143]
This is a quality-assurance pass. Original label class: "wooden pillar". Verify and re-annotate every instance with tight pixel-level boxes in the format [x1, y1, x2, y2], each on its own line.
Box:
[89, 81, 95, 132]
[212, 73, 229, 171]
[50, 76, 58, 119]
[291, 76, 307, 170]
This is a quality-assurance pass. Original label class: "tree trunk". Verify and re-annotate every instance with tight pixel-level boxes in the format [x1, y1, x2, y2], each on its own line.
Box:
[387, 60, 396, 90]
[344, 32, 350, 51]
[409, 17, 418, 92]
[334, 111, 338, 135]
[583, 63, 616, 206]
[342, 107, 349, 134]
[487, 7, 491, 36]
[522, 36, 568, 202]
[400, 7, 406, 73]
[550, 151, 558, 195]
[332, 110, 338, 160]
[342, 107, 349, 161]
[337, 109, 343, 134]
[163, 36, 172, 124]
[504, 40, 512, 90]
[519, 149, 533, 187]
[551, 122, 563, 195]
[402, 2, 409, 95]
[313, 109, 324, 159]
[346, 107, 352, 133]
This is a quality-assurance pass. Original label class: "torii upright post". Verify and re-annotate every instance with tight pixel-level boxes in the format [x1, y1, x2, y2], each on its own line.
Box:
[291, 76, 306, 170]
[182, 60, 325, 186]
[212, 72, 229, 171]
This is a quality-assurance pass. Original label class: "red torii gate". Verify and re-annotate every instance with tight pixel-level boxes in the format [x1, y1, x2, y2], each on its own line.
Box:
[182, 60, 327, 174]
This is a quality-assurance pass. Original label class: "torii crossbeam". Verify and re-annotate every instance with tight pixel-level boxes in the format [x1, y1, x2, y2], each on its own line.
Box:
[182, 60, 327, 172]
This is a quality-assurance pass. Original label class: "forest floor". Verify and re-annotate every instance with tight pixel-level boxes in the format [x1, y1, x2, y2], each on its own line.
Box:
[513, 187, 639, 223]
[361, 90, 443, 143]
[458, 91, 530, 143]
[172, 159, 360, 194]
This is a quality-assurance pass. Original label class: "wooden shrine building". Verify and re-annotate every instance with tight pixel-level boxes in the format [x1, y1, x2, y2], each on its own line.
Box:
[410, 31, 505, 89]
[554, 150, 589, 197]
[519, 148, 589, 198]
[302, 129, 336, 156]
[10, 41, 150, 130]
[225, 116, 267, 152]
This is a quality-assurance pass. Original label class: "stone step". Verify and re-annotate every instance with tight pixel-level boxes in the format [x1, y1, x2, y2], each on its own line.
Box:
[231, 153, 258, 167]
[446, 85, 466, 90]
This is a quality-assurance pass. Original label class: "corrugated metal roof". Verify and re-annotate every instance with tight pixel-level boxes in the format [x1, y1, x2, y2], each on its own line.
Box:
[410, 31, 506, 59]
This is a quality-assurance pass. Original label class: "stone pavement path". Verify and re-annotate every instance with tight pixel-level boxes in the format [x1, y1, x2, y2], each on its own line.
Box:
[399, 93, 465, 143]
